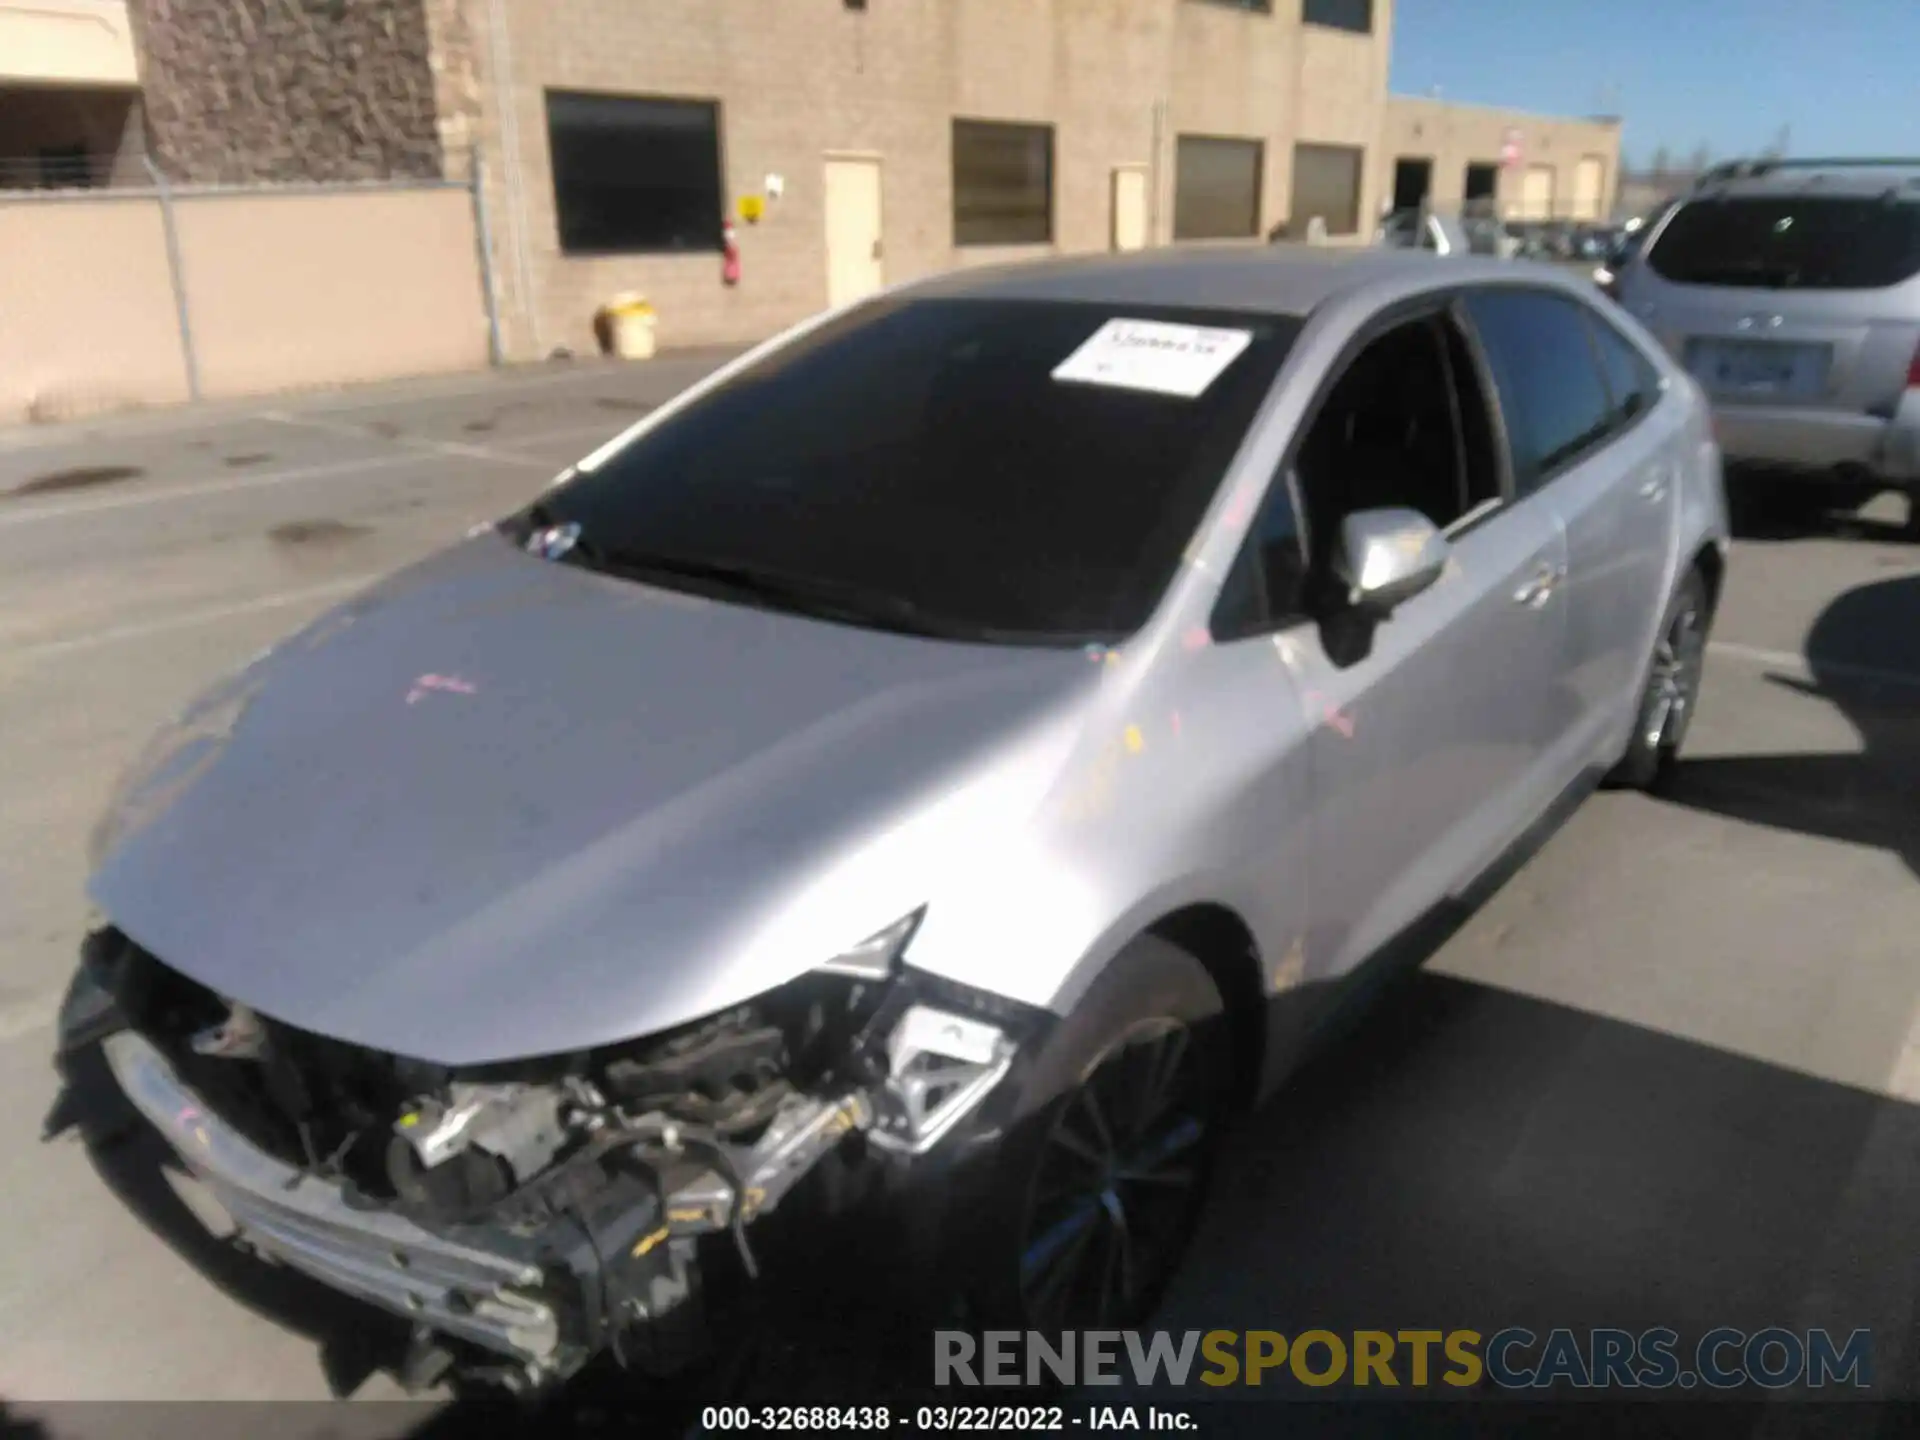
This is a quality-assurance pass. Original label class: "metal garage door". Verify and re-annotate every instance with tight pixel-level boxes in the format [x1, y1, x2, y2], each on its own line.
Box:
[1571, 157, 1605, 221]
[1519, 165, 1556, 220]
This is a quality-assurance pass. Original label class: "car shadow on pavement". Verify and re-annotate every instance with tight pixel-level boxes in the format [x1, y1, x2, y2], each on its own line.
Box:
[1660, 571, 1920, 878]
[1725, 472, 1916, 545]
[44, 1047, 414, 1399]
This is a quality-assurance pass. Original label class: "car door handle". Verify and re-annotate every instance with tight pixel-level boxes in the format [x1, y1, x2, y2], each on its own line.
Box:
[1513, 561, 1565, 609]
[1638, 475, 1668, 501]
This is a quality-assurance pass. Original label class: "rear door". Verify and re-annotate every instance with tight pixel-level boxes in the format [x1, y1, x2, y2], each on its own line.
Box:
[1462, 288, 1679, 758]
[1622, 191, 1920, 418]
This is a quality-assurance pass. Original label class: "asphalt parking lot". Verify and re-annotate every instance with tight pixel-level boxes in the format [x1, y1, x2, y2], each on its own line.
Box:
[1, 355, 1917, 1428]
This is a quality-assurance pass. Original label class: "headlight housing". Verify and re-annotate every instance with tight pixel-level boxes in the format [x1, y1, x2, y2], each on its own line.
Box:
[808, 909, 1024, 1155]
[815, 909, 923, 981]
[870, 1002, 1015, 1155]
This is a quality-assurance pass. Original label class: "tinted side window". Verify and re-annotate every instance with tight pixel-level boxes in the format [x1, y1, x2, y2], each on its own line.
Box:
[1214, 480, 1306, 637]
[1463, 290, 1613, 494]
[1586, 311, 1662, 429]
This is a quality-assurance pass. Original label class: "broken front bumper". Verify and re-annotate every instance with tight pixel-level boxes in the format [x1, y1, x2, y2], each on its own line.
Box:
[104, 1029, 618, 1383]
[95, 975, 1037, 1388]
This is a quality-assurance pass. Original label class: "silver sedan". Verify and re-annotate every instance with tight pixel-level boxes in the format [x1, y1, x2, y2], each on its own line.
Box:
[63, 245, 1729, 1391]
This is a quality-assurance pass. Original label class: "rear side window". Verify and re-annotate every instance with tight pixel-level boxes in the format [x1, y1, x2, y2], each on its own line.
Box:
[1585, 313, 1662, 429]
[1462, 290, 1613, 494]
[1648, 196, 1920, 290]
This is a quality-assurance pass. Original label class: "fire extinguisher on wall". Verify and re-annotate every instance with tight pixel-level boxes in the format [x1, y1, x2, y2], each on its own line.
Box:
[722, 221, 741, 286]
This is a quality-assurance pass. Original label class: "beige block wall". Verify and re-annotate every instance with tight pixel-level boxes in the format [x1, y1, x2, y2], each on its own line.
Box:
[1381, 95, 1622, 222]
[170, 188, 491, 398]
[470, 0, 1399, 359]
[0, 186, 489, 425]
[0, 196, 189, 424]
[1289, 5, 1395, 235]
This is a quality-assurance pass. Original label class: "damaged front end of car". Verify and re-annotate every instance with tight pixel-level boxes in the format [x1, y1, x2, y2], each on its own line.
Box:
[61, 911, 1047, 1393]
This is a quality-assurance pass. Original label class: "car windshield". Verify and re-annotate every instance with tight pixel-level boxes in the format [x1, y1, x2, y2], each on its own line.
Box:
[514, 297, 1301, 645]
[1647, 194, 1920, 289]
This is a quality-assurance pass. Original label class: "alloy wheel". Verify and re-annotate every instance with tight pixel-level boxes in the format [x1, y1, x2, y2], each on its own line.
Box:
[1642, 599, 1706, 752]
[1017, 1019, 1213, 1331]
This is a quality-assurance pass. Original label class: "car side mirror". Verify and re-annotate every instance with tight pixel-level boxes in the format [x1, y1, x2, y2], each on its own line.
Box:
[1331, 507, 1450, 616]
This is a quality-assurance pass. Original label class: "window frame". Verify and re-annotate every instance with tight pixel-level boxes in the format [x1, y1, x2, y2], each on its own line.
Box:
[1210, 292, 1517, 643]
[1172, 133, 1267, 242]
[1580, 302, 1670, 443]
[951, 117, 1057, 248]
[1456, 285, 1625, 498]
[544, 89, 727, 257]
[1302, 0, 1373, 34]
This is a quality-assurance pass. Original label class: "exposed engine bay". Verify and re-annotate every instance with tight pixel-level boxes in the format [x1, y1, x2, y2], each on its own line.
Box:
[74, 925, 1032, 1390]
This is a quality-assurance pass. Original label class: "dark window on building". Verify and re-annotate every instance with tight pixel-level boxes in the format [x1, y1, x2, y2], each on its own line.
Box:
[1303, 0, 1372, 33]
[1288, 142, 1363, 237]
[545, 91, 724, 255]
[1585, 311, 1664, 429]
[1648, 196, 1920, 290]
[1174, 136, 1264, 240]
[1392, 157, 1432, 213]
[518, 297, 1301, 644]
[1463, 290, 1615, 493]
[952, 119, 1054, 246]
[1464, 162, 1499, 202]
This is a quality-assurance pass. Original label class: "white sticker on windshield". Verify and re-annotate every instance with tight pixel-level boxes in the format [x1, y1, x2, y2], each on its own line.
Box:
[1051, 318, 1254, 399]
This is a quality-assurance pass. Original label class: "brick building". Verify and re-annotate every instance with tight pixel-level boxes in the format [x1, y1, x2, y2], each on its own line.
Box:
[2, 0, 1623, 360]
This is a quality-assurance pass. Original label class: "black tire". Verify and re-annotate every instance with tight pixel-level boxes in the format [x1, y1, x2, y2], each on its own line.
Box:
[1608, 568, 1711, 793]
[971, 935, 1231, 1332]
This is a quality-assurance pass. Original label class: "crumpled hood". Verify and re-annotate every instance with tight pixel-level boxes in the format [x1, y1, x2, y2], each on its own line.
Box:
[89, 536, 1098, 1064]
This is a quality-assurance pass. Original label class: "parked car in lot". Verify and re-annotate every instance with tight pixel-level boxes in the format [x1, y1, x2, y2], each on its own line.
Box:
[1595, 205, 1678, 300]
[58, 247, 1729, 1395]
[1612, 157, 1920, 520]
[1375, 206, 1519, 258]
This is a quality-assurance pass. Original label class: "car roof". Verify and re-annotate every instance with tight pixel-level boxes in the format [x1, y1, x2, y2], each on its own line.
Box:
[901, 243, 1539, 317]
[1687, 159, 1920, 203]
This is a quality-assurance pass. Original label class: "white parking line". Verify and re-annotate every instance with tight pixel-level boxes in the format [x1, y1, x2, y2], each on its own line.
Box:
[0, 420, 608, 529]
[1708, 641, 1920, 691]
[260, 409, 557, 465]
[2, 574, 380, 663]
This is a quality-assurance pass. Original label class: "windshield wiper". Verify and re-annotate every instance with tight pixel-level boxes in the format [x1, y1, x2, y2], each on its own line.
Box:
[584, 546, 1031, 643]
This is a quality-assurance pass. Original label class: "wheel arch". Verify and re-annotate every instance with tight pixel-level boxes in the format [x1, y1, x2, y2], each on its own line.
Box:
[1690, 538, 1726, 618]
[1145, 902, 1266, 1110]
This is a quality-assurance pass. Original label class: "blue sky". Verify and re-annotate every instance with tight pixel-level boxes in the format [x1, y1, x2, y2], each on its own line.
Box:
[1388, 0, 1920, 169]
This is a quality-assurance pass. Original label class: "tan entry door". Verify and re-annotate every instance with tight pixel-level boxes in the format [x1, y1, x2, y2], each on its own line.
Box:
[1519, 164, 1556, 220]
[1571, 157, 1605, 221]
[1111, 165, 1149, 251]
[824, 156, 884, 309]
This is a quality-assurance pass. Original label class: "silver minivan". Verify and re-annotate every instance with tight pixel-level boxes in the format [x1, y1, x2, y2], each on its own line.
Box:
[1614, 158, 1920, 521]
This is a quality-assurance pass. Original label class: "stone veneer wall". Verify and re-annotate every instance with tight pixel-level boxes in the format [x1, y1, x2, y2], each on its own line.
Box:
[130, 0, 448, 183]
